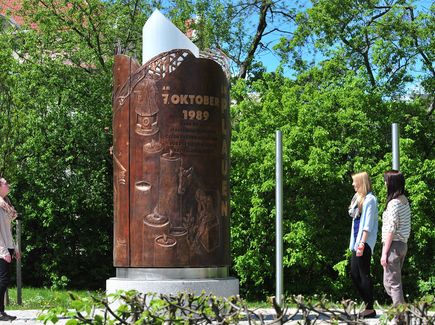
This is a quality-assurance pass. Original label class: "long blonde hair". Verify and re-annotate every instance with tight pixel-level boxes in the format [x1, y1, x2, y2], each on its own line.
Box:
[352, 172, 372, 211]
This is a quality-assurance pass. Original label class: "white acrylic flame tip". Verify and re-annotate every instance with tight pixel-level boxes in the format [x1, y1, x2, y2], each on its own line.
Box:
[142, 9, 199, 64]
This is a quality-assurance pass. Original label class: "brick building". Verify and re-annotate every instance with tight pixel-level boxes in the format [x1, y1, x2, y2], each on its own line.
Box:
[0, 0, 24, 28]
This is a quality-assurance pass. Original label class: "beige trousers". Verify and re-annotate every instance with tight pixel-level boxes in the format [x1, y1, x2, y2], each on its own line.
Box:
[383, 241, 408, 306]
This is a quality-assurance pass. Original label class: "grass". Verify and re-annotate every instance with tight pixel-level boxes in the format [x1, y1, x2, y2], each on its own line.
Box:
[5, 287, 434, 312]
[6, 288, 287, 311]
[6, 287, 99, 310]
[7, 287, 272, 310]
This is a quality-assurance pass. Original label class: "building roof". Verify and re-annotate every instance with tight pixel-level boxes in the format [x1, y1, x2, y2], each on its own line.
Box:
[0, 0, 24, 26]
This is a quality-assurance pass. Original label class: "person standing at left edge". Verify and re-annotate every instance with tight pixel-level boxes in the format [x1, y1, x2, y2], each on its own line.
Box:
[0, 178, 19, 321]
[349, 172, 378, 319]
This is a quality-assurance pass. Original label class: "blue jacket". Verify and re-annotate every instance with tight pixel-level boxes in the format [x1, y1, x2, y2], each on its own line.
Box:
[349, 192, 378, 253]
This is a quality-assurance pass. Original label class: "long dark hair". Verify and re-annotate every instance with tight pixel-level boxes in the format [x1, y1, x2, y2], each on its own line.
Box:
[384, 170, 405, 206]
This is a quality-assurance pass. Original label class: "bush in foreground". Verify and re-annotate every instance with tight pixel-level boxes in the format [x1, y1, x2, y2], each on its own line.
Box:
[39, 290, 434, 324]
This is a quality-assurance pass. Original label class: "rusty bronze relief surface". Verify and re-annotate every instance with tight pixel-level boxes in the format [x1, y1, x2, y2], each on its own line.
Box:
[112, 50, 230, 267]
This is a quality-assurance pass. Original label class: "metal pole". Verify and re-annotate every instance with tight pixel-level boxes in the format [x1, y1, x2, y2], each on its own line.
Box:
[275, 130, 283, 306]
[16, 218, 22, 305]
[392, 123, 400, 170]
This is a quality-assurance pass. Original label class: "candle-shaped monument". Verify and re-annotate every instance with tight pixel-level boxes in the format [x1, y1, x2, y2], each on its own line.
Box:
[107, 10, 238, 297]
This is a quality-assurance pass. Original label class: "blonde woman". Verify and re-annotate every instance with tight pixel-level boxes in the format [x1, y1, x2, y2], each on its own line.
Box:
[349, 172, 378, 318]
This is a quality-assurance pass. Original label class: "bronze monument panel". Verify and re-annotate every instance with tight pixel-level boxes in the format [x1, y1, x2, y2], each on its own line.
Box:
[112, 50, 230, 267]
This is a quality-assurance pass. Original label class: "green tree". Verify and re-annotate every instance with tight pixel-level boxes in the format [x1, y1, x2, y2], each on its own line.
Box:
[161, 0, 303, 79]
[0, 0, 432, 299]
[0, 0, 302, 289]
[0, 0, 147, 288]
[230, 57, 434, 300]
[279, 0, 434, 98]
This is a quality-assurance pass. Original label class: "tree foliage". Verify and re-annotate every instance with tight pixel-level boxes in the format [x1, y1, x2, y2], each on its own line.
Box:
[279, 0, 434, 98]
[0, 0, 433, 301]
[0, 0, 129, 288]
[230, 59, 433, 300]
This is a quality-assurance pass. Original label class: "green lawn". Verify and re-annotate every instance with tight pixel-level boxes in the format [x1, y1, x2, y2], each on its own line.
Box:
[6, 287, 99, 310]
[6, 287, 434, 313]
[6, 287, 280, 311]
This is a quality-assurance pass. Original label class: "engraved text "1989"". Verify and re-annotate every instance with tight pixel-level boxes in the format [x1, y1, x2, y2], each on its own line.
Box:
[182, 110, 209, 121]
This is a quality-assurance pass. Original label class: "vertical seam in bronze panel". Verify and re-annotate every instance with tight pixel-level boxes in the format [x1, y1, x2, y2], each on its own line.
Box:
[127, 57, 132, 266]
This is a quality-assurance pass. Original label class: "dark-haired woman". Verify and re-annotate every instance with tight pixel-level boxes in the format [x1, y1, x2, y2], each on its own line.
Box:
[381, 171, 411, 308]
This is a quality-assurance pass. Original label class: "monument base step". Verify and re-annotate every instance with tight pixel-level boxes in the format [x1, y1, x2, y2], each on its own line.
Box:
[106, 276, 239, 298]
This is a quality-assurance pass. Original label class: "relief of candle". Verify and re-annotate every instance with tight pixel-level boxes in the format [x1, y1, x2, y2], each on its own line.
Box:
[158, 151, 182, 228]
[143, 212, 170, 265]
[143, 140, 163, 211]
[169, 227, 189, 265]
[130, 181, 152, 266]
[153, 234, 177, 266]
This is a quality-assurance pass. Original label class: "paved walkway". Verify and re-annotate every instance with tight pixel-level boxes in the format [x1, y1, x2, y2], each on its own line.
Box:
[2, 310, 48, 324]
[242, 308, 383, 324]
[5, 309, 385, 324]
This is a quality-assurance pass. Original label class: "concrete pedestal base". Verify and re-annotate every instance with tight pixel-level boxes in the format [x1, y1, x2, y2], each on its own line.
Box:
[106, 277, 239, 297]
[106, 267, 239, 297]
